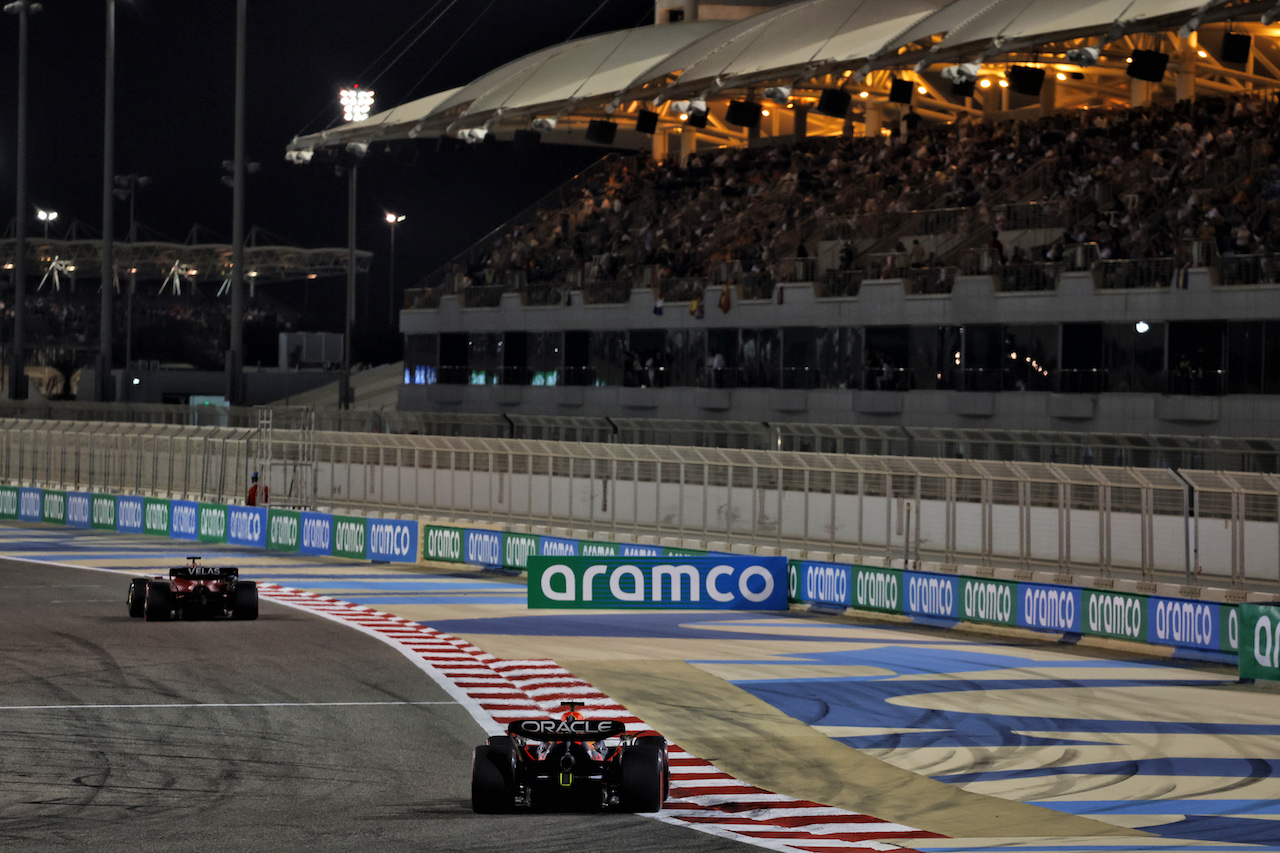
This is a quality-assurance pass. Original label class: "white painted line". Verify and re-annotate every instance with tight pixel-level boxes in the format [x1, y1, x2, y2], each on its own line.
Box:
[0, 700, 459, 711]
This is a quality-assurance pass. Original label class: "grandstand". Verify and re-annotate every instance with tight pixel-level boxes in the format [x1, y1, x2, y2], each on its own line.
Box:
[290, 0, 1280, 444]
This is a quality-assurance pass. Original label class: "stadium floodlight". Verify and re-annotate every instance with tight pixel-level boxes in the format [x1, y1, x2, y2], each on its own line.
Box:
[1066, 46, 1101, 67]
[36, 208, 56, 222]
[285, 148, 314, 164]
[940, 62, 981, 84]
[532, 117, 557, 132]
[762, 86, 792, 103]
[345, 141, 368, 157]
[339, 85, 375, 122]
[457, 127, 488, 144]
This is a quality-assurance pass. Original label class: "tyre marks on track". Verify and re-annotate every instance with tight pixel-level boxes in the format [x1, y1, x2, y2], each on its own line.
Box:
[260, 583, 940, 853]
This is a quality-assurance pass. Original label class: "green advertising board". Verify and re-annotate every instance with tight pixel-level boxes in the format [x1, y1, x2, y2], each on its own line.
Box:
[90, 493, 116, 530]
[1239, 603, 1280, 681]
[333, 515, 368, 560]
[198, 502, 228, 544]
[267, 509, 300, 552]
[959, 577, 1018, 626]
[663, 546, 707, 558]
[579, 541, 619, 557]
[851, 565, 902, 614]
[787, 560, 800, 603]
[1082, 589, 1147, 642]
[503, 532, 539, 570]
[421, 523, 464, 563]
[41, 490, 66, 524]
[0, 486, 17, 521]
[143, 498, 170, 536]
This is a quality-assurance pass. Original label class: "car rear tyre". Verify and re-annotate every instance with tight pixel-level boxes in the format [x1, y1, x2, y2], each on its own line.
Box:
[127, 578, 147, 618]
[471, 745, 515, 813]
[619, 744, 664, 812]
[231, 581, 259, 620]
[635, 735, 670, 798]
[143, 582, 171, 622]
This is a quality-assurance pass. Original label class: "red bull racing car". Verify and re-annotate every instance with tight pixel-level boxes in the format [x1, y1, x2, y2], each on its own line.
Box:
[127, 556, 259, 621]
[472, 702, 669, 813]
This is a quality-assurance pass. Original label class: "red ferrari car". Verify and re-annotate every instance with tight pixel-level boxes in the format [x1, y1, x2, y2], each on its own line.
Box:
[127, 556, 258, 621]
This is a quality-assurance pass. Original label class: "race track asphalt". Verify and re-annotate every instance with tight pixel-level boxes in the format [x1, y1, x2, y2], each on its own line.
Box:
[0, 558, 748, 853]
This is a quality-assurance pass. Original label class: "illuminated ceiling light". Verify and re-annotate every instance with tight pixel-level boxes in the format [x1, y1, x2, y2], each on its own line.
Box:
[307, 273, 318, 280]
[786, 103, 794, 109]
[1135, 320, 1150, 334]
[339, 85, 375, 122]
[1056, 72, 1067, 80]
[842, 70, 853, 77]
[979, 78, 992, 88]
[859, 91, 869, 98]
[761, 108, 771, 117]
[679, 113, 688, 121]
[917, 85, 927, 95]
[998, 79, 1009, 88]
[1125, 56, 1133, 63]
[1197, 49, 1208, 58]
[36, 208, 57, 222]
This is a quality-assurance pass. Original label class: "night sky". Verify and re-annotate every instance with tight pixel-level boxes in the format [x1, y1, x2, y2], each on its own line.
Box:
[0, 0, 655, 360]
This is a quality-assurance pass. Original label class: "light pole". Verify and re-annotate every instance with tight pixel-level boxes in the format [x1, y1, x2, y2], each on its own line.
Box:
[4, 0, 41, 401]
[100, 0, 116, 401]
[36, 208, 57, 239]
[113, 174, 148, 401]
[386, 212, 404, 327]
[228, 0, 247, 406]
[337, 86, 372, 411]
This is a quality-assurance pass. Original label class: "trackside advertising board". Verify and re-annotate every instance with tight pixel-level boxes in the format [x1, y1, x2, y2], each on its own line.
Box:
[0, 486, 17, 521]
[334, 515, 367, 559]
[143, 498, 170, 536]
[367, 517, 417, 563]
[799, 561, 851, 609]
[118, 496, 145, 533]
[300, 512, 333, 556]
[904, 570, 958, 620]
[227, 505, 267, 548]
[422, 524, 465, 563]
[464, 528, 503, 568]
[90, 494, 116, 530]
[267, 509, 300, 552]
[527, 556, 788, 610]
[170, 500, 199, 541]
[18, 487, 41, 521]
[41, 490, 66, 524]
[503, 532, 539, 570]
[66, 492, 92, 529]
[959, 577, 1017, 626]
[198, 502, 227, 544]
[1239, 604, 1280, 681]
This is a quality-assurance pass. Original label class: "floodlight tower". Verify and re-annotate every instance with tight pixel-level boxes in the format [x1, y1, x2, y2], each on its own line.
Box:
[36, 208, 56, 239]
[338, 86, 372, 411]
[100, 0, 116, 401]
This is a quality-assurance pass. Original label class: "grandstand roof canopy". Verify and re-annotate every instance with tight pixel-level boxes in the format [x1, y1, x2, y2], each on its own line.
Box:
[288, 0, 1271, 156]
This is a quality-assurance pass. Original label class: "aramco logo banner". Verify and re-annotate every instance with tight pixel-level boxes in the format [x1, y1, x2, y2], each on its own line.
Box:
[1237, 604, 1280, 681]
[527, 555, 787, 610]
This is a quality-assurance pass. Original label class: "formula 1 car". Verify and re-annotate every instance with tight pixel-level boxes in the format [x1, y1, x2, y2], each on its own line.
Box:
[471, 702, 669, 813]
[127, 556, 258, 622]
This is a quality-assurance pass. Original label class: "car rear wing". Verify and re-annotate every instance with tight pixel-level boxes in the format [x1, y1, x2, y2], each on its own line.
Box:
[506, 718, 627, 741]
[170, 566, 239, 580]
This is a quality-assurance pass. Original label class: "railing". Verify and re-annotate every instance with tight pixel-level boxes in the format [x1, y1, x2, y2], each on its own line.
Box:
[8, 418, 1279, 589]
[1219, 253, 1280, 286]
[1095, 258, 1178, 290]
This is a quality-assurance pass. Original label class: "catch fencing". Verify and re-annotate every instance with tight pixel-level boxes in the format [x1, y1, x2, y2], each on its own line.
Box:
[0, 418, 1276, 592]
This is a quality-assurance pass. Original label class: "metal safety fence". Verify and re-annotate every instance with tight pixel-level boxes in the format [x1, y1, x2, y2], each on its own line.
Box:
[1, 418, 1277, 592]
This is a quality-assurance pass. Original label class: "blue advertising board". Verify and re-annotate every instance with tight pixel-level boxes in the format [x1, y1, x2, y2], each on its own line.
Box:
[904, 570, 959, 619]
[226, 505, 267, 548]
[1018, 581, 1081, 633]
[170, 500, 199, 541]
[538, 535, 578, 557]
[1148, 596, 1220, 651]
[300, 511, 334, 556]
[799, 561, 851, 609]
[117, 496, 145, 533]
[464, 528, 504, 568]
[366, 517, 417, 563]
[65, 491, 92, 529]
